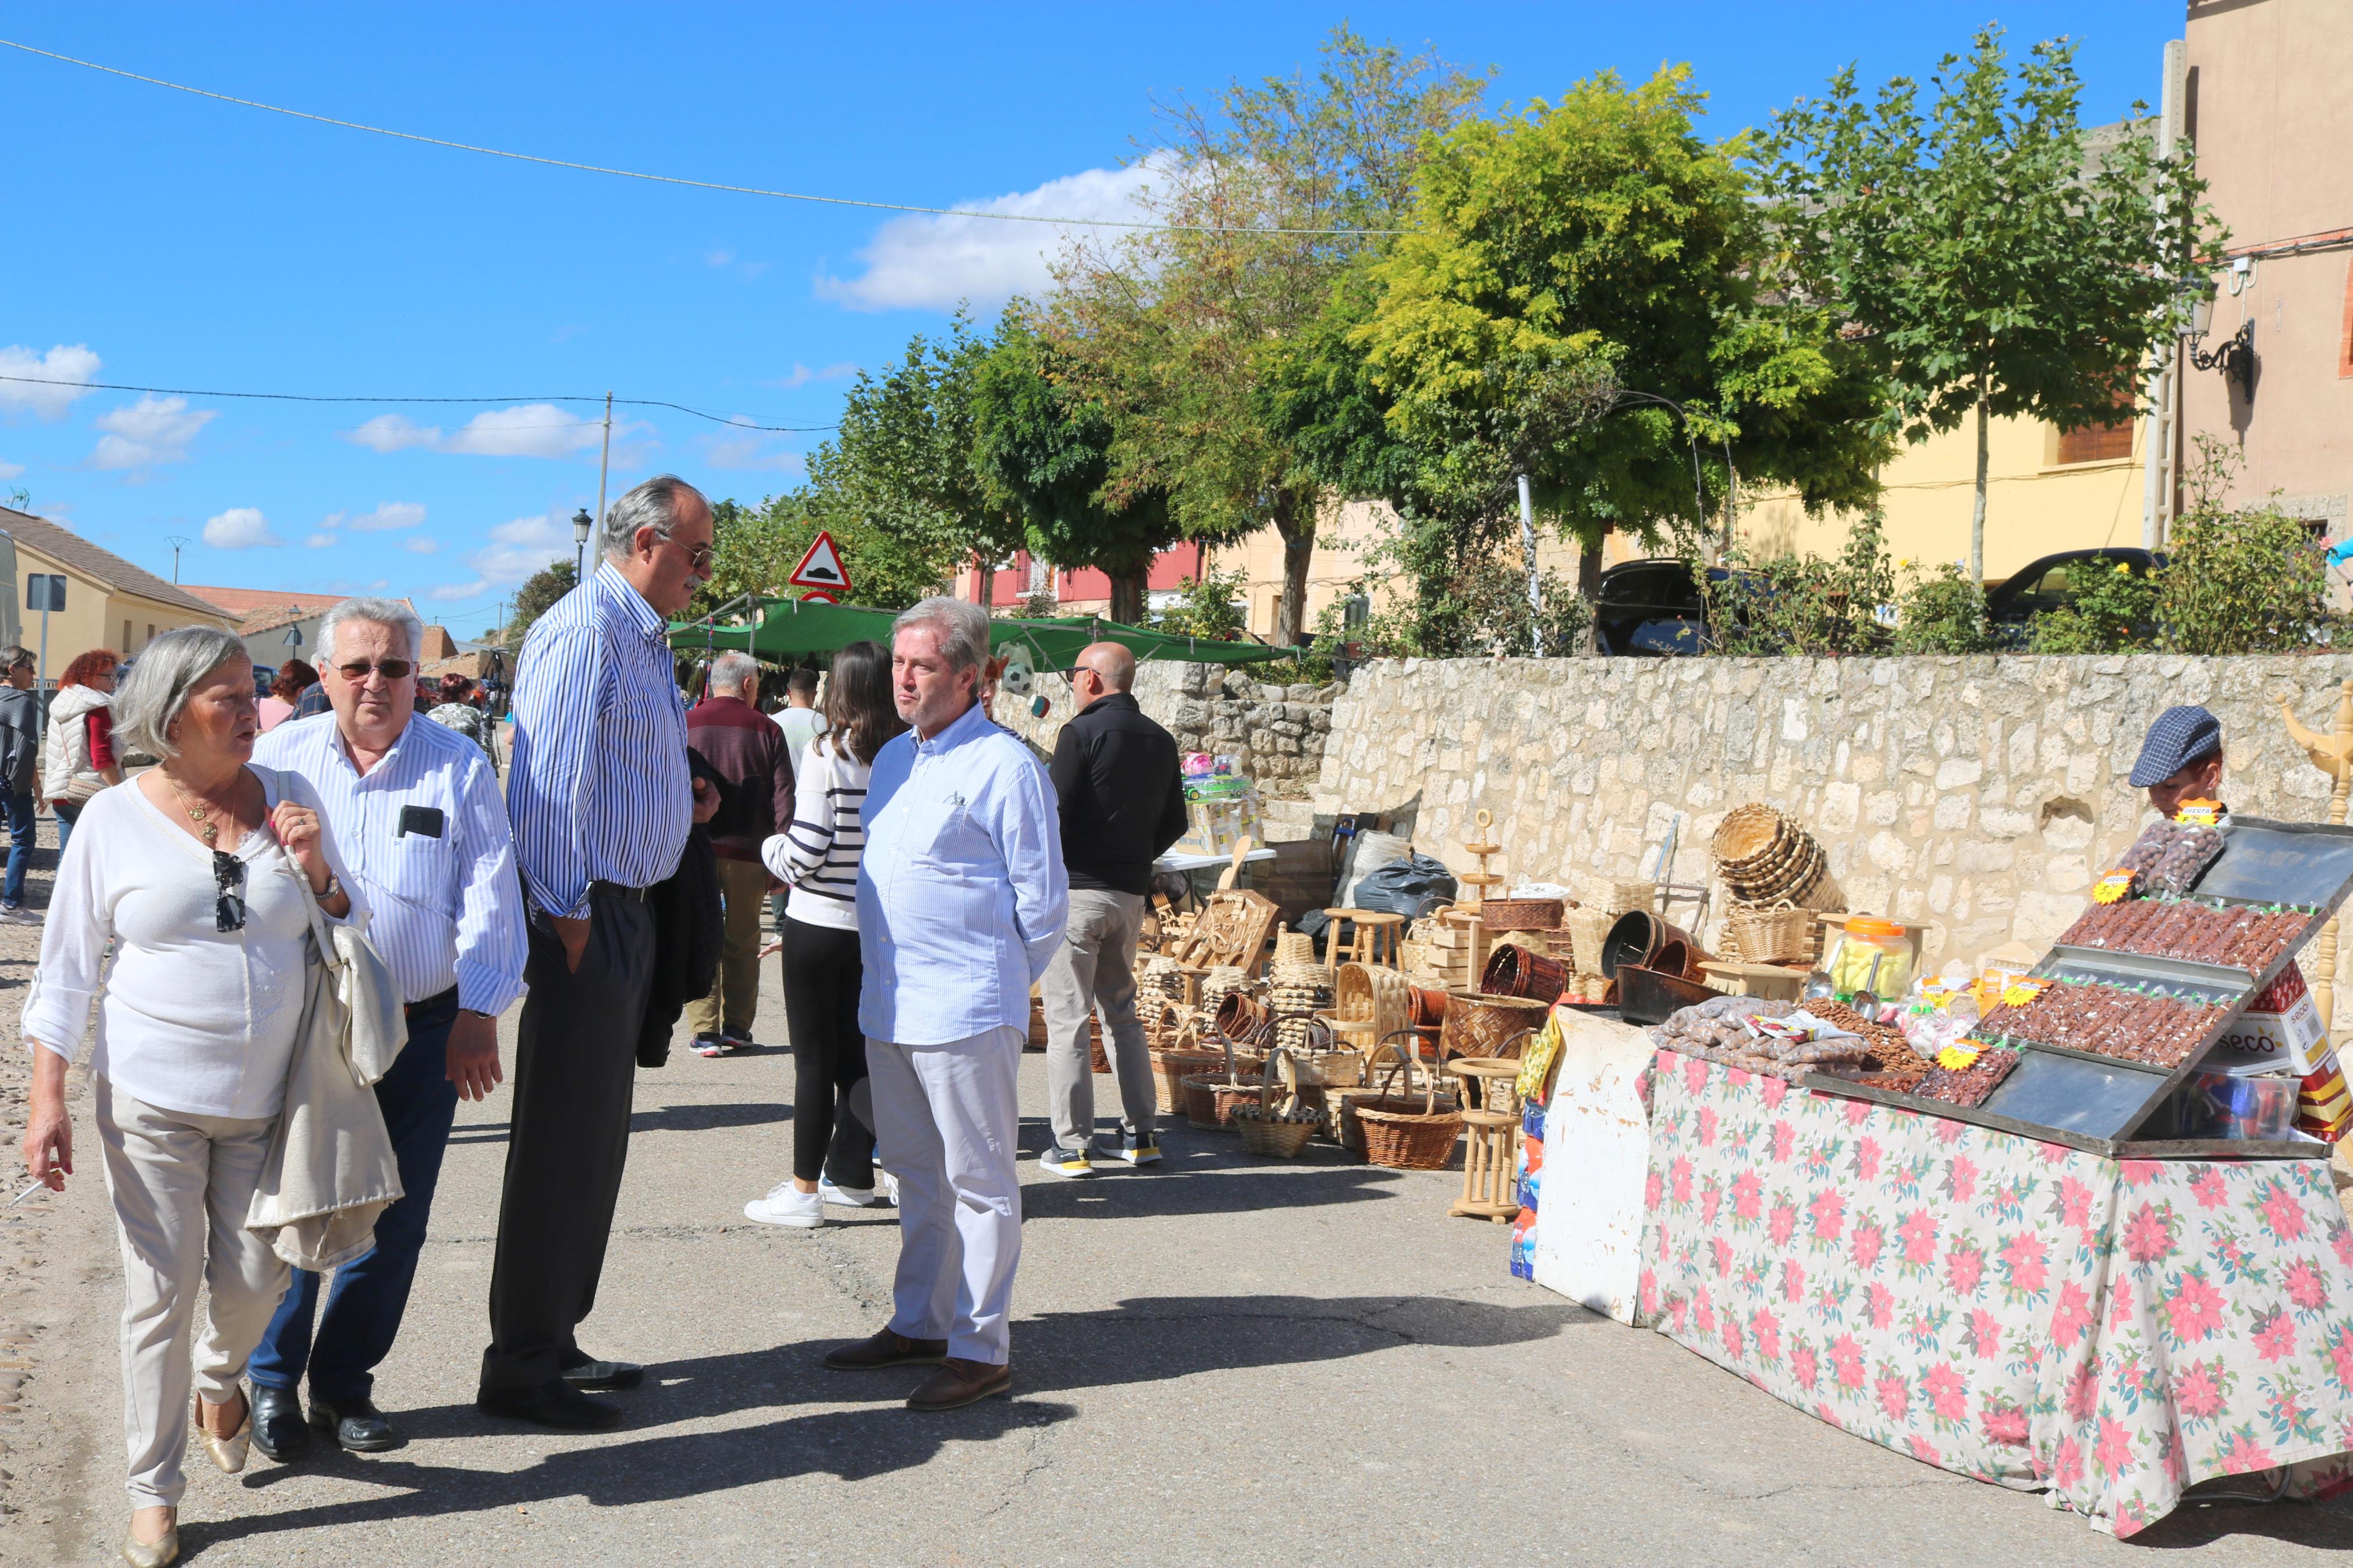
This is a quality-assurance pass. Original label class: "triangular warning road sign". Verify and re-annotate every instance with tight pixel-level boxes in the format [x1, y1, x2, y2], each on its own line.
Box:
[788, 531, 851, 593]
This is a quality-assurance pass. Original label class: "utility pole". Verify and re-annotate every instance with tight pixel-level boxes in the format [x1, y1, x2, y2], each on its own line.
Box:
[1516, 474, 1543, 657]
[597, 390, 613, 537]
[164, 535, 190, 583]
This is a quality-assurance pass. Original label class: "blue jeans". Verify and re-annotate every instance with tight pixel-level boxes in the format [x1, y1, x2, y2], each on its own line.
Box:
[251, 994, 461, 1402]
[1, 790, 32, 906]
[51, 798, 80, 861]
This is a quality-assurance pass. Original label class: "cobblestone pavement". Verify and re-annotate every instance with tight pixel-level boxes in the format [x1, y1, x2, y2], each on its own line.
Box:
[2, 835, 2352, 1563]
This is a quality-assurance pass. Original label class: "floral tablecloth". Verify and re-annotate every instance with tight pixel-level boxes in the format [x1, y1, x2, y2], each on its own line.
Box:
[1635, 1048, 2353, 1537]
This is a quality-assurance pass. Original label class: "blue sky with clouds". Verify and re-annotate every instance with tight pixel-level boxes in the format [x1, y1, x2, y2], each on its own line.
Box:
[1, 2, 2174, 631]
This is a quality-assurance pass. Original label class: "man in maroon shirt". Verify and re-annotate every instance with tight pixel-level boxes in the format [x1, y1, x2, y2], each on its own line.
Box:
[685, 650, 796, 1054]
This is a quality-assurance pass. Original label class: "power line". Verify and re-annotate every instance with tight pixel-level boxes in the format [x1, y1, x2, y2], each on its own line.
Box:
[0, 37, 1404, 238]
[0, 374, 832, 432]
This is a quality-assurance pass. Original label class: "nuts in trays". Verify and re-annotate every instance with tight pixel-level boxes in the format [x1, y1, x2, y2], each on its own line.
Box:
[2054, 899, 2312, 975]
[1976, 980, 2230, 1069]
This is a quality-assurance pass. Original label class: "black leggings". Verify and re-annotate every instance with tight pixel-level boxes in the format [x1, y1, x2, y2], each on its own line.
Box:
[781, 915, 875, 1187]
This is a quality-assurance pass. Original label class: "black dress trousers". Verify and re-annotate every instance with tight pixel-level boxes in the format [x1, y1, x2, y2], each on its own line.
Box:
[480, 883, 656, 1392]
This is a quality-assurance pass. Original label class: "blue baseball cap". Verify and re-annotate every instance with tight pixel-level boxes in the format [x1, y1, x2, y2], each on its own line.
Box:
[2130, 705, 2223, 788]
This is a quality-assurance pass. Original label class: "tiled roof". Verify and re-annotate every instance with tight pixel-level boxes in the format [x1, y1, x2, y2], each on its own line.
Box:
[181, 584, 350, 617]
[0, 507, 236, 620]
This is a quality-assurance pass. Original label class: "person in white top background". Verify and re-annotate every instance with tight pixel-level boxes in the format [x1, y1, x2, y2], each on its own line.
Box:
[745, 639, 905, 1228]
[244, 598, 528, 1462]
[770, 664, 826, 775]
[18, 626, 361, 1568]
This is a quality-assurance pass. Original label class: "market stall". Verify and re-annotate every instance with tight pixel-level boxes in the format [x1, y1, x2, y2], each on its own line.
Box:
[1521, 808, 2353, 1537]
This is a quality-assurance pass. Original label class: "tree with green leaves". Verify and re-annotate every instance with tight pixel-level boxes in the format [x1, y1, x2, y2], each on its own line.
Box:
[1049, 26, 1489, 645]
[1356, 65, 1890, 599]
[689, 491, 945, 621]
[504, 559, 576, 648]
[969, 308, 1174, 623]
[1757, 26, 2222, 580]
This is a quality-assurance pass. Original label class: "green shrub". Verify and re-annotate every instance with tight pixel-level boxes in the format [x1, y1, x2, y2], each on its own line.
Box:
[1704, 513, 1895, 656]
[1891, 560, 1996, 653]
[2156, 442, 2330, 655]
[1155, 568, 1248, 643]
[2026, 558, 2158, 653]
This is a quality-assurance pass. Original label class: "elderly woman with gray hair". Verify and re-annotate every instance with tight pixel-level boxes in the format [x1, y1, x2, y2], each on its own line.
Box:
[17, 626, 360, 1567]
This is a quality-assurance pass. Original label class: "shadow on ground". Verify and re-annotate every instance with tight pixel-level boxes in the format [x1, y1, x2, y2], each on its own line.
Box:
[181, 1292, 1581, 1553]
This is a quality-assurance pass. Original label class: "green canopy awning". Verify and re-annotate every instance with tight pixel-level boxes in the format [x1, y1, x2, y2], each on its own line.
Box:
[667, 596, 1287, 671]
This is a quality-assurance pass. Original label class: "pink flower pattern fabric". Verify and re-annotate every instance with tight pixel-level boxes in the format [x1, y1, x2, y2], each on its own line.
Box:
[1635, 1048, 2353, 1537]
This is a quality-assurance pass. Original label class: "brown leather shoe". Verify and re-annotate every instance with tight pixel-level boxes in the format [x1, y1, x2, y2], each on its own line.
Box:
[906, 1357, 1011, 1410]
[822, 1327, 949, 1371]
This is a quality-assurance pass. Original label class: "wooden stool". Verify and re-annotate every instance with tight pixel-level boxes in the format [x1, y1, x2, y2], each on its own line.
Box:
[1321, 908, 1406, 979]
[1446, 1057, 1524, 1222]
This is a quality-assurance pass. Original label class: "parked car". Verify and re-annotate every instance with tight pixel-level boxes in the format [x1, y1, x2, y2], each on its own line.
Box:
[1982, 547, 2167, 645]
[1592, 558, 1725, 656]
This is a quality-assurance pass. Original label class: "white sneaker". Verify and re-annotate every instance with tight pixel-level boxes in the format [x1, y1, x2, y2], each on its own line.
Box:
[0, 905, 38, 926]
[879, 1170, 899, 1207]
[819, 1178, 883, 1208]
[743, 1183, 824, 1228]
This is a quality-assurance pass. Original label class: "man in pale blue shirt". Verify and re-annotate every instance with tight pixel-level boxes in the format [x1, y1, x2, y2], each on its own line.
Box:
[822, 596, 1066, 1411]
[248, 596, 528, 1459]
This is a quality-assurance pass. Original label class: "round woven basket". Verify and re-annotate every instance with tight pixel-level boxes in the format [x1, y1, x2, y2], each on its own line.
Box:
[1479, 897, 1564, 933]
[1334, 962, 1411, 1040]
[1711, 803, 1785, 866]
[1214, 990, 1272, 1045]
[1439, 992, 1552, 1060]
[1181, 1072, 1268, 1130]
[1273, 930, 1317, 966]
[1351, 1051, 1463, 1170]
[1479, 942, 1568, 1005]
[1232, 1048, 1321, 1158]
[1726, 901, 1815, 965]
[1149, 1028, 1227, 1116]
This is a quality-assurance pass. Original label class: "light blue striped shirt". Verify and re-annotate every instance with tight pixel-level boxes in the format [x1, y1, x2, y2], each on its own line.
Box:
[508, 561, 692, 918]
[255, 709, 528, 1014]
[857, 700, 1068, 1045]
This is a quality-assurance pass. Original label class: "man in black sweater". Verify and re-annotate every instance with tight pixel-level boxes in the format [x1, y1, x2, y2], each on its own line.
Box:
[1039, 642, 1187, 1175]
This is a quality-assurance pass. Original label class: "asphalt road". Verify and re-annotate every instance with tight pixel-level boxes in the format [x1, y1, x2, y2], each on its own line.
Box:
[6, 955, 2353, 1566]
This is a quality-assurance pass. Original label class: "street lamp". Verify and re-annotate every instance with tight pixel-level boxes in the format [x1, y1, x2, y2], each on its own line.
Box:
[2179, 295, 2256, 399]
[573, 507, 593, 582]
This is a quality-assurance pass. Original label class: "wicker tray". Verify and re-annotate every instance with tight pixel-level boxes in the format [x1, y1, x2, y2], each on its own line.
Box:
[1478, 897, 1564, 933]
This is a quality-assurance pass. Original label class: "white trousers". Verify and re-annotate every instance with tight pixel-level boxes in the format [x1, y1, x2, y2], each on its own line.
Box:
[865, 1026, 1023, 1365]
[94, 1076, 290, 1509]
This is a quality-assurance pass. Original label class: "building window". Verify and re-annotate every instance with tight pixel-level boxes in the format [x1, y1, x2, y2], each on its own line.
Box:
[2056, 414, 2134, 465]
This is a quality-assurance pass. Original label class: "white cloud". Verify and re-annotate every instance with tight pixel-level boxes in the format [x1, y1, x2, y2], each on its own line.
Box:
[0, 459, 22, 481]
[90, 395, 215, 471]
[401, 535, 439, 554]
[305, 531, 336, 549]
[815, 163, 1158, 311]
[203, 506, 282, 549]
[342, 405, 613, 460]
[432, 508, 576, 603]
[704, 421, 808, 474]
[332, 501, 427, 532]
[0, 344, 102, 419]
[766, 361, 857, 389]
[429, 580, 489, 602]
[705, 248, 734, 268]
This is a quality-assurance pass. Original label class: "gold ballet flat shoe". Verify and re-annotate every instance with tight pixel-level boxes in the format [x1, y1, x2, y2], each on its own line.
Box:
[195, 1391, 250, 1475]
[121, 1521, 179, 1566]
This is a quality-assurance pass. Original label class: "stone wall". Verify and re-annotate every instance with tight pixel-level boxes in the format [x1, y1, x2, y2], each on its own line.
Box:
[993, 662, 1339, 797]
[1312, 653, 2353, 991]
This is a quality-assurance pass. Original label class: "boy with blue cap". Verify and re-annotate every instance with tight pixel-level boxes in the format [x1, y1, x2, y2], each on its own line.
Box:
[2129, 704, 2226, 821]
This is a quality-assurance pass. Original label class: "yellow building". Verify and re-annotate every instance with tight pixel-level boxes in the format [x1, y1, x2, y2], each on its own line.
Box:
[0, 506, 238, 685]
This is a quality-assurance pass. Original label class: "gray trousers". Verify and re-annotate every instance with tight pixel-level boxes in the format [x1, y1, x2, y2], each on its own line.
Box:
[1041, 887, 1156, 1146]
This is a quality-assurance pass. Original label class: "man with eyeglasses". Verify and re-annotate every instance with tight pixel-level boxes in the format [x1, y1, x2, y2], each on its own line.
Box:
[487, 472, 720, 1430]
[246, 596, 530, 1460]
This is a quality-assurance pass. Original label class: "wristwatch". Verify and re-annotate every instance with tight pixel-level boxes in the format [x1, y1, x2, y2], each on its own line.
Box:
[317, 872, 343, 903]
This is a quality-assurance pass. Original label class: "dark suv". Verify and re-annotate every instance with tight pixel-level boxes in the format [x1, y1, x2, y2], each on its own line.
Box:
[1592, 558, 1729, 655]
[1982, 547, 2166, 645]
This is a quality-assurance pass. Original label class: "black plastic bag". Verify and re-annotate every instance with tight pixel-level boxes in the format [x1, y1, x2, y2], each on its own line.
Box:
[1298, 854, 1459, 941]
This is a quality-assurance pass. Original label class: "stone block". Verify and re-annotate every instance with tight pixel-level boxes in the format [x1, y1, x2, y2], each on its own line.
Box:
[1932, 791, 1973, 831]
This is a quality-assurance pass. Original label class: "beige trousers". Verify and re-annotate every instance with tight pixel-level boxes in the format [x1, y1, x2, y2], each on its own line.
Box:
[687, 856, 771, 1039]
[95, 1076, 290, 1509]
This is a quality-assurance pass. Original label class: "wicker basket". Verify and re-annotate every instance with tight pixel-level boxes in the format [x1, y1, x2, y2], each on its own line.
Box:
[1478, 897, 1564, 933]
[1727, 900, 1815, 966]
[1182, 1071, 1268, 1130]
[1333, 962, 1411, 1046]
[1351, 1048, 1464, 1170]
[1214, 990, 1273, 1046]
[1232, 1048, 1321, 1158]
[1148, 1026, 1227, 1115]
[1711, 803, 1784, 866]
[1479, 941, 1568, 1005]
[1273, 930, 1318, 966]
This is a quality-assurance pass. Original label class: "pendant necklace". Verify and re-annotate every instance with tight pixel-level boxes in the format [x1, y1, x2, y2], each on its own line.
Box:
[162, 770, 225, 850]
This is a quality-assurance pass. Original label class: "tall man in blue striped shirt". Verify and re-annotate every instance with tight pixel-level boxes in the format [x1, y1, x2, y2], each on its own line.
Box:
[248, 596, 529, 1458]
[822, 596, 1067, 1410]
[482, 474, 719, 1430]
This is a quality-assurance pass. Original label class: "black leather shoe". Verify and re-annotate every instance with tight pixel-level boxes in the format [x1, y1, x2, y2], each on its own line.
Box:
[559, 1355, 644, 1392]
[250, 1384, 310, 1463]
[476, 1378, 623, 1430]
[310, 1393, 398, 1452]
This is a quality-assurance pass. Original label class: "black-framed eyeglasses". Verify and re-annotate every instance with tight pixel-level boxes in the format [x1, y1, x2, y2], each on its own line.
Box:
[335, 659, 416, 682]
[212, 851, 247, 933]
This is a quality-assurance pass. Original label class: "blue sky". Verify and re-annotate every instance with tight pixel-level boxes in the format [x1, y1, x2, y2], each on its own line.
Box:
[1, 2, 2176, 634]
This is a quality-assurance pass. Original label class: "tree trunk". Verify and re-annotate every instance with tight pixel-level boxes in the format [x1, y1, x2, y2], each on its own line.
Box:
[1270, 496, 1316, 649]
[1108, 568, 1147, 626]
[1970, 369, 1990, 583]
[973, 552, 993, 608]
[1577, 521, 1611, 600]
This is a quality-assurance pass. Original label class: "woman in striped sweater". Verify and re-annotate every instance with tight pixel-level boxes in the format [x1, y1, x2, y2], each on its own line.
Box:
[744, 641, 906, 1229]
